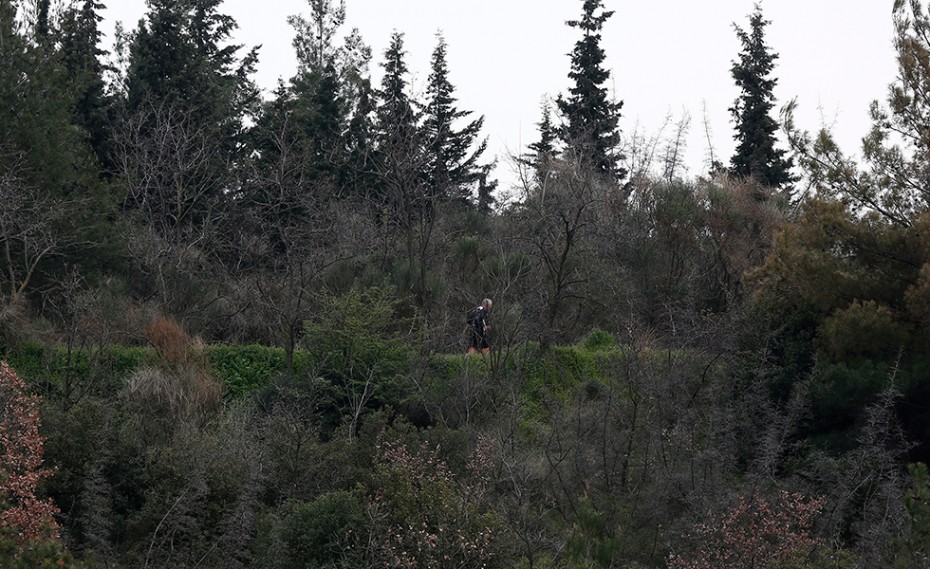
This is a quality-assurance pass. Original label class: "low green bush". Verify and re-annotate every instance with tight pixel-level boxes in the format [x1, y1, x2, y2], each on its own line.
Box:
[6, 342, 148, 396]
[209, 344, 313, 399]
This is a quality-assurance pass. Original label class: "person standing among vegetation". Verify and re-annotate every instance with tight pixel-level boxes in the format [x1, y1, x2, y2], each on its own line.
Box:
[466, 298, 492, 354]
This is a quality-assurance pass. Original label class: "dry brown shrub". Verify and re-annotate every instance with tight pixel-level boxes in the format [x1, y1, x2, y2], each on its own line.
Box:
[145, 316, 191, 366]
[134, 317, 222, 418]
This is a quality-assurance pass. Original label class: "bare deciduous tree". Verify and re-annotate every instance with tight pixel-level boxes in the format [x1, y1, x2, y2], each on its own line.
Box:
[510, 157, 609, 343]
[114, 100, 233, 325]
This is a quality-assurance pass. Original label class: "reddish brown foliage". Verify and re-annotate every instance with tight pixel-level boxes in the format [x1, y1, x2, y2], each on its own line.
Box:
[134, 317, 221, 417]
[0, 361, 59, 542]
[668, 491, 825, 569]
[144, 315, 192, 367]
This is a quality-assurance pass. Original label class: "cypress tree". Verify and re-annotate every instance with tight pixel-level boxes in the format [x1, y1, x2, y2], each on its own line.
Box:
[556, 0, 624, 180]
[729, 3, 793, 189]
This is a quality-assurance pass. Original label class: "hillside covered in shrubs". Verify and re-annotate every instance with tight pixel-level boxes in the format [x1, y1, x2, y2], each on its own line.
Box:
[4, 0, 930, 567]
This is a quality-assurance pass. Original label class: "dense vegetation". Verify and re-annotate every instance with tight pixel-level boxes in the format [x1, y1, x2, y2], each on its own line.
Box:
[2, 0, 930, 567]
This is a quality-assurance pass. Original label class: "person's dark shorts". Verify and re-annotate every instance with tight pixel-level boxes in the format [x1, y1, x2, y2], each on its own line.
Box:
[469, 328, 489, 350]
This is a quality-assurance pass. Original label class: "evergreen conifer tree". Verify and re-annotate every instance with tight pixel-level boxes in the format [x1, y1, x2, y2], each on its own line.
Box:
[556, 0, 624, 180]
[374, 32, 437, 307]
[377, 32, 419, 152]
[125, 0, 258, 124]
[374, 31, 422, 203]
[289, 0, 345, 73]
[285, 0, 373, 196]
[57, 0, 113, 172]
[729, 3, 793, 189]
[0, 0, 116, 294]
[476, 172, 497, 216]
[342, 69, 376, 198]
[421, 32, 490, 208]
[288, 68, 346, 189]
[121, 0, 258, 209]
[524, 97, 559, 181]
[125, 0, 194, 109]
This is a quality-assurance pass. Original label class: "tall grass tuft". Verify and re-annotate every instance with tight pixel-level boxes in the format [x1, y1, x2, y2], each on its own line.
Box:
[126, 317, 222, 421]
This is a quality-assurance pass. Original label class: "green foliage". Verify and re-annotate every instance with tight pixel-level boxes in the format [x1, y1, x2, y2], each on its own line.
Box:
[0, 528, 84, 568]
[564, 497, 624, 569]
[304, 287, 416, 429]
[6, 342, 148, 397]
[556, 0, 624, 179]
[420, 353, 480, 394]
[817, 300, 908, 362]
[581, 328, 617, 352]
[278, 491, 366, 569]
[520, 343, 608, 405]
[807, 361, 890, 442]
[729, 4, 794, 189]
[304, 287, 413, 379]
[210, 344, 311, 399]
[40, 398, 111, 537]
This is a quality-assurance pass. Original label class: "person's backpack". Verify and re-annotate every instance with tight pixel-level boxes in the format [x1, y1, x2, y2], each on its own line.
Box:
[466, 306, 484, 328]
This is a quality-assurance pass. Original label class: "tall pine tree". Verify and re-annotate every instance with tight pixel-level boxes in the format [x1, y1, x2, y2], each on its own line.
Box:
[556, 0, 624, 181]
[524, 97, 559, 181]
[374, 30, 422, 202]
[729, 3, 793, 189]
[421, 32, 490, 209]
[374, 31, 437, 307]
[377, 32, 418, 151]
[124, 0, 258, 126]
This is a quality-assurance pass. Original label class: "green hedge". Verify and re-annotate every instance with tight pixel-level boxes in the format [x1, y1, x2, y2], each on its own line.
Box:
[2, 330, 627, 406]
[5, 343, 304, 399]
[209, 344, 314, 399]
[5, 343, 149, 395]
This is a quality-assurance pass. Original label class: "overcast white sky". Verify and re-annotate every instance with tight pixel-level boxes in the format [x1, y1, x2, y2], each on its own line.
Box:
[99, 0, 899, 188]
